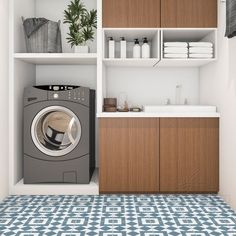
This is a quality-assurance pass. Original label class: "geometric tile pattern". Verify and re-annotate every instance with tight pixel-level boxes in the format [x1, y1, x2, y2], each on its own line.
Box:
[0, 195, 236, 235]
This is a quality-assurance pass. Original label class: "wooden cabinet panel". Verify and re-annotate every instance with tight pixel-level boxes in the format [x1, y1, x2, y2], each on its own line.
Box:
[102, 0, 129, 28]
[99, 118, 159, 193]
[161, 0, 217, 28]
[127, 0, 161, 28]
[160, 118, 219, 193]
[103, 0, 161, 28]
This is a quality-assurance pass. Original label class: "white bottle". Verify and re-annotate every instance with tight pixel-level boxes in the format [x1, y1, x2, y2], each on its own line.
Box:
[120, 37, 127, 58]
[108, 37, 115, 58]
[133, 39, 141, 58]
[142, 37, 150, 58]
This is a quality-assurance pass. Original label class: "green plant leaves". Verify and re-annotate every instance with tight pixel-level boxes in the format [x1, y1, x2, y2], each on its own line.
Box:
[63, 0, 97, 47]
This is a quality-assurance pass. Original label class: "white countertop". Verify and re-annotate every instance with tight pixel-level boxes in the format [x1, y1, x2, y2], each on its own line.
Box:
[97, 112, 220, 118]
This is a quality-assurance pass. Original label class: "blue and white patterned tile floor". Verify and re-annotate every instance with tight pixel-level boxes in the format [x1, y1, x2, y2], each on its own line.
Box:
[0, 195, 236, 235]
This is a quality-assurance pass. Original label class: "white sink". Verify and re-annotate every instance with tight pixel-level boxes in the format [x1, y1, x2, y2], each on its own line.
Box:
[144, 105, 217, 113]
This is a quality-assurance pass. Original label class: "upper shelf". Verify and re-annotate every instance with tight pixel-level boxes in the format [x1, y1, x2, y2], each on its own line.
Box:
[103, 58, 159, 67]
[102, 28, 217, 68]
[157, 58, 217, 67]
[14, 53, 97, 65]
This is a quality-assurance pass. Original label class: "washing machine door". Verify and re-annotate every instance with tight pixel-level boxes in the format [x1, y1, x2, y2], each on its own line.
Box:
[31, 106, 82, 157]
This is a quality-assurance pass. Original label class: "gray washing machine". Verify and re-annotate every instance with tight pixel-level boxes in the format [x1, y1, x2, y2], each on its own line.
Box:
[23, 85, 95, 184]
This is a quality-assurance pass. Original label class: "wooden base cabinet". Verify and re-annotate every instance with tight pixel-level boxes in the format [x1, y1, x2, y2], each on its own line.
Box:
[99, 118, 160, 193]
[99, 118, 219, 193]
[160, 118, 219, 193]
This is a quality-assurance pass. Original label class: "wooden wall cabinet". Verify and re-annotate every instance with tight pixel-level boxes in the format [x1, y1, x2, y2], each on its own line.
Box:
[161, 0, 217, 28]
[99, 118, 160, 193]
[160, 118, 219, 193]
[102, 0, 161, 28]
[103, 0, 217, 28]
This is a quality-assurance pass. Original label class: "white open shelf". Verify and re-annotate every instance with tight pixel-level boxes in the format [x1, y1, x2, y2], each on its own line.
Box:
[103, 28, 160, 67]
[157, 58, 217, 67]
[11, 169, 99, 195]
[14, 53, 97, 65]
[103, 58, 159, 67]
[159, 28, 217, 67]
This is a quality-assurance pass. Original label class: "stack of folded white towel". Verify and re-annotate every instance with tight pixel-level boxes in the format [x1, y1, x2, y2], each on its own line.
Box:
[188, 42, 214, 59]
[164, 42, 188, 59]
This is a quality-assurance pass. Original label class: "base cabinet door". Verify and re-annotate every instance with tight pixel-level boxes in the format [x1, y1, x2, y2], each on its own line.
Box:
[99, 118, 159, 193]
[161, 0, 217, 28]
[160, 118, 219, 193]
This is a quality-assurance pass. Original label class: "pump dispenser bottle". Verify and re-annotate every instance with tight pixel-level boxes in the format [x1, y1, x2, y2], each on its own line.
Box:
[133, 39, 141, 58]
[142, 37, 150, 58]
[108, 37, 115, 58]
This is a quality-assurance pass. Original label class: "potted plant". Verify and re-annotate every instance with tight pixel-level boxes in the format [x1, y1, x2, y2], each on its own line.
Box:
[64, 0, 97, 53]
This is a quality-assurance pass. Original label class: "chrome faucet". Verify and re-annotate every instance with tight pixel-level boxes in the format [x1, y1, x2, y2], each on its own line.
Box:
[175, 84, 182, 105]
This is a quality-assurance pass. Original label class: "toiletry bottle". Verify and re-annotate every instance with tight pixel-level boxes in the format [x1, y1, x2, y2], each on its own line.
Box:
[142, 37, 150, 58]
[133, 39, 141, 58]
[108, 37, 115, 58]
[120, 37, 127, 58]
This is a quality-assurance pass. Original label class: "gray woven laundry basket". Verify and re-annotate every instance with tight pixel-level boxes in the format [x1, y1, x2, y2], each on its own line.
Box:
[22, 17, 62, 53]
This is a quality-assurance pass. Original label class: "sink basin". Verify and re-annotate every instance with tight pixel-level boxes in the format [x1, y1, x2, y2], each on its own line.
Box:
[144, 105, 217, 113]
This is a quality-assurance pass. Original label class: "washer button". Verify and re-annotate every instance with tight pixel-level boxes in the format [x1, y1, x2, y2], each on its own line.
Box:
[53, 93, 59, 99]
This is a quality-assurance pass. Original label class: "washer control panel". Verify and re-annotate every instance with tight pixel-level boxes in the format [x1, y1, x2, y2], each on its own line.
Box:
[46, 85, 90, 106]
[68, 89, 86, 102]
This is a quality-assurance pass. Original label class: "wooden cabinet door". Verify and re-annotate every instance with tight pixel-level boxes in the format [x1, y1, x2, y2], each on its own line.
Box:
[103, 0, 161, 28]
[102, 0, 129, 28]
[160, 118, 219, 193]
[161, 0, 217, 28]
[99, 118, 159, 193]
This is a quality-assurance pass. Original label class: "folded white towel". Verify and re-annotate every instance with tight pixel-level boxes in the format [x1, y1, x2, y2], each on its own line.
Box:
[189, 47, 213, 54]
[164, 47, 188, 54]
[164, 42, 188, 47]
[164, 53, 188, 58]
[189, 42, 213, 48]
[189, 53, 213, 58]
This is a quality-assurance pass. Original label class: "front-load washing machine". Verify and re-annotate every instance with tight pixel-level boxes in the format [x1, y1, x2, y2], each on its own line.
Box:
[23, 85, 95, 184]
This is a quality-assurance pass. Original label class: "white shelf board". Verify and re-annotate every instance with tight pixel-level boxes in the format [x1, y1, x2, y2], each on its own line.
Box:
[157, 58, 217, 67]
[103, 58, 159, 67]
[97, 112, 220, 118]
[14, 53, 97, 65]
[10, 169, 99, 195]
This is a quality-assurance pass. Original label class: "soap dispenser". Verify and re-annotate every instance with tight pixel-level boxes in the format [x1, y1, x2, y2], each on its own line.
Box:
[133, 39, 141, 58]
[120, 37, 127, 58]
[142, 37, 150, 58]
[108, 37, 115, 58]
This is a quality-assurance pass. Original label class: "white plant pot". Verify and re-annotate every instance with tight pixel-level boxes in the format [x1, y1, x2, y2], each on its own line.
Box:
[74, 45, 89, 53]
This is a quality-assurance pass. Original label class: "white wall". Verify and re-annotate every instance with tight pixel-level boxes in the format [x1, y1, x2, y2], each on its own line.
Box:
[106, 67, 200, 107]
[0, 0, 9, 201]
[36, 65, 97, 89]
[200, 0, 236, 210]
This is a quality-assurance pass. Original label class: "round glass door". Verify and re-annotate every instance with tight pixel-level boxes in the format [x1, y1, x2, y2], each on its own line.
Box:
[31, 106, 81, 156]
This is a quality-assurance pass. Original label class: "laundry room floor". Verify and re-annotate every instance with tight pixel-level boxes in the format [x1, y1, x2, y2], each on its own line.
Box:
[0, 195, 236, 235]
